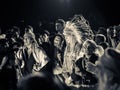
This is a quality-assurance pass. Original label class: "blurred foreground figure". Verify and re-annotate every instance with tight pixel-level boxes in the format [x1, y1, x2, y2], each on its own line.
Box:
[96, 48, 120, 90]
[17, 72, 70, 90]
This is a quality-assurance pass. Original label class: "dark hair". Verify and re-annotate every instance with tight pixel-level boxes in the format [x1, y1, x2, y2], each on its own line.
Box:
[55, 34, 64, 41]
[17, 72, 66, 90]
[95, 34, 106, 42]
[25, 25, 33, 32]
[56, 19, 65, 27]
[43, 30, 50, 36]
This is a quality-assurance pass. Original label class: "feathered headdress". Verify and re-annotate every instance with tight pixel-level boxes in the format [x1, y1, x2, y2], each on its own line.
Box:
[63, 14, 92, 44]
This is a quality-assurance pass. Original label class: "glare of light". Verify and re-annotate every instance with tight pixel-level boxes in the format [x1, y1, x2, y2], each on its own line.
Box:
[59, 0, 71, 4]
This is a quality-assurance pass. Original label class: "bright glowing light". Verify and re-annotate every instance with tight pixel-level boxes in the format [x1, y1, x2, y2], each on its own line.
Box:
[59, 0, 70, 3]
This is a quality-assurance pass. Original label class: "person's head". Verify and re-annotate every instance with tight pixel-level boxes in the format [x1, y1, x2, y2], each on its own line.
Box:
[82, 39, 97, 55]
[107, 26, 117, 38]
[80, 29, 92, 41]
[12, 26, 21, 38]
[55, 19, 65, 33]
[42, 30, 50, 42]
[63, 28, 75, 44]
[96, 48, 120, 90]
[54, 35, 63, 47]
[95, 34, 106, 44]
[23, 32, 36, 47]
[7, 26, 20, 39]
[115, 25, 120, 41]
[17, 72, 66, 90]
[63, 21, 82, 45]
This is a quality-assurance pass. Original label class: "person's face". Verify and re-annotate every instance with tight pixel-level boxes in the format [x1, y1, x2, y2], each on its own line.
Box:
[112, 29, 117, 37]
[43, 34, 49, 42]
[63, 30, 75, 44]
[24, 36, 31, 47]
[54, 36, 62, 47]
[108, 29, 117, 37]
[64, 34, 72, 44]
[55, 23, 64, 33]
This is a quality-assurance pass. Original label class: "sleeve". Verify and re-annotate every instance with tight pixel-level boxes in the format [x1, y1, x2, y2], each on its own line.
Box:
[33, 46, 50, 69]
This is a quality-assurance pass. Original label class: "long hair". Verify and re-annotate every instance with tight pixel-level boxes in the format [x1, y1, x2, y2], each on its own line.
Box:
[23, 31, 39, 47]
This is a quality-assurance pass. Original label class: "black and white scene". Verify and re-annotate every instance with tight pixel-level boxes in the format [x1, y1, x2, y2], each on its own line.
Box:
[0, 0, 120, 90]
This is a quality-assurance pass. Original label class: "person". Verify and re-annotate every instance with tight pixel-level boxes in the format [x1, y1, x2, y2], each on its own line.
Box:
[53, 19, 66, 82]
[17, 27, 50, 76]
[6, 26, 23, 48]
[53, 34, 65, 66]
[0, 28, 6, 39]
[53, 34, 66, 83]
[94, 34, 109, 49]
[17, 72, 68, 90]
[70, 14, 94, 41]
[96, 48, 120, 90]
[0, 43, 18, 90]
[75, 39, 104, 85]
[38, 30, 54, 60]
[116, 28, 120, 50]
[115, 25, 120, 44]
[55, 19, 65, 35]
[95, 34, 106, 45]
[107, 26, 117, 48]
[0, 39, 8, 64]
[62, 21, 83, 85]
[54, 19, 66, 59]
[54, 18, 66, 56]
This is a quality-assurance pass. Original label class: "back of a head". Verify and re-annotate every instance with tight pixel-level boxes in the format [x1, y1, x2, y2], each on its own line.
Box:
[17, 72, 66, 90]
[83, 39, 97, 49]
[97, 48, 120, 90]
[56, 19, 65, 27]
[95, 34, 106, 43]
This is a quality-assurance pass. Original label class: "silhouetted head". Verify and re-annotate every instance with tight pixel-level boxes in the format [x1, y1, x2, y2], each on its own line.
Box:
[55, 19, 65, 33]
[96, 48, 120, 90]
[17, 72, 66, 90]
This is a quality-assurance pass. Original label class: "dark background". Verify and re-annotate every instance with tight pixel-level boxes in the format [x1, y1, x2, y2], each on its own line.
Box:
[0, 0, 119, 32]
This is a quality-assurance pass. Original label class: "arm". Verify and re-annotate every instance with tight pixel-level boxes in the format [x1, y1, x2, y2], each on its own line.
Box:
[32, 46, 50, 71]
[0, 56, 8, 70]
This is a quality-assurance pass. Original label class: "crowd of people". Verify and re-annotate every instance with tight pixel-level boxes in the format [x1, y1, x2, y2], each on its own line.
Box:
[0, 14, 120, 90]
